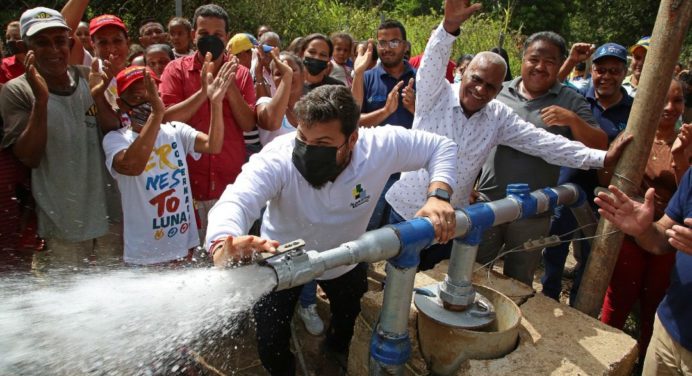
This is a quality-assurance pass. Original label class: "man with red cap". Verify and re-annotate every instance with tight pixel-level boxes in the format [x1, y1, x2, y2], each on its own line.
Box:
[103, 62, 233, 265]
[0, 7, 121, 271]
[159, 4, 256, 243]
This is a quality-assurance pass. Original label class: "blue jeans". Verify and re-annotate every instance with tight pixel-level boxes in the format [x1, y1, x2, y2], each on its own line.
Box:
[388, 209, 453, 271]
[541, 205, 591, 304]
[299, 279, 317, 308]
[367, 173, 400, 231]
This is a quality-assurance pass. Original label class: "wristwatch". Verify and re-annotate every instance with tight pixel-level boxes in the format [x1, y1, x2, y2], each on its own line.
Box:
[427, 188, 451, 202]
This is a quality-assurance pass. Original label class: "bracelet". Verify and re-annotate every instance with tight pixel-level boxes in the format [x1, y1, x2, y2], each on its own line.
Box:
[209, 235, 232, 258]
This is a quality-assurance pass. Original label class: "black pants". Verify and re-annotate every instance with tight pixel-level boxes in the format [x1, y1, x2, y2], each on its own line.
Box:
[252, 262, 368, 376]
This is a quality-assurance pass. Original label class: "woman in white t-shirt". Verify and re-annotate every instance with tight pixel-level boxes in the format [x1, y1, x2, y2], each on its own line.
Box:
[256, 51, 305, 146]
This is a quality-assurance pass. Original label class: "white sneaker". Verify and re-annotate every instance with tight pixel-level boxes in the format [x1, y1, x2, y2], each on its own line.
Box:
[297, 304, 324, 335]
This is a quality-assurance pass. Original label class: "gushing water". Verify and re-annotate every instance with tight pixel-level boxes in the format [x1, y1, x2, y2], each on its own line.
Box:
[0, 265, 277, 375]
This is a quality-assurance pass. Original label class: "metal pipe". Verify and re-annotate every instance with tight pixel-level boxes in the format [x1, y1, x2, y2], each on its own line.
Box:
[260, 183, 586, 373]
[575, 0, 692, 317]
[438, 183, 581, 309]
[369, 265, 417, 376]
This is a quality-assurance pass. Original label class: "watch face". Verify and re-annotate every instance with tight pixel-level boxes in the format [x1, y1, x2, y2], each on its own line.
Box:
[429, 188, 450, 201]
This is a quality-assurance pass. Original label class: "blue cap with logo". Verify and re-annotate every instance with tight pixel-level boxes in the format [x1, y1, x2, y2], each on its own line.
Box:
[592, 43, 628, 63]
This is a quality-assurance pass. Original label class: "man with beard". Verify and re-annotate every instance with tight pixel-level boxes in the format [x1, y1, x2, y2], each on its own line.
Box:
[159, 4, 256, 243]
[206, 85, 458, 375]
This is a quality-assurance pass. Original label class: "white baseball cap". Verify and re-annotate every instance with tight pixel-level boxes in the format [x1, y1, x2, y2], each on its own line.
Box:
[20, 7, 71, 39]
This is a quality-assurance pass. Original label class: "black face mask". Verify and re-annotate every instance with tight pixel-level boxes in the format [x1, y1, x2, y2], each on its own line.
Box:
[6, 40, 27, 56]
[303, 57, 329, 76]
[292, 138, 349, 189]
[197, 35, 225, 60]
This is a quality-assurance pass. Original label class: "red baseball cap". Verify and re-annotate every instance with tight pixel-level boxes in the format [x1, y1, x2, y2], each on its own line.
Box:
[89, 14, 127, 36]
[116, 66, 160, 96]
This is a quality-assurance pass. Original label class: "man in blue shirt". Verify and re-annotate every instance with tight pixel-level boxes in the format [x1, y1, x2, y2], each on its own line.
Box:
[595, 168, 692, 375]
[353, 19, 416, 129]
[351, 19, 417, 230]
[542, 43, 633, 303]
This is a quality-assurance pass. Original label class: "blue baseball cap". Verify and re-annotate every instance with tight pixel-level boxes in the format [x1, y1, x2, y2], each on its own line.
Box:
[592, 43, 628, 63]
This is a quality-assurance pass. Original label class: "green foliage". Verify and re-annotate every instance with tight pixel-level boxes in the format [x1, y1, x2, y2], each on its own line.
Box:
[1, 0, 687, 68]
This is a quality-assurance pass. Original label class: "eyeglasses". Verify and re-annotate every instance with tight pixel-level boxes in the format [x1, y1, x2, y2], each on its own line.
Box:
[377, 39, 403, 49]
[593, 66, 625, 76]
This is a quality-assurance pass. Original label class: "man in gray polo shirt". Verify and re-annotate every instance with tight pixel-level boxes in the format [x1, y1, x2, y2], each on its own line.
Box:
[476, 31, 608, 286]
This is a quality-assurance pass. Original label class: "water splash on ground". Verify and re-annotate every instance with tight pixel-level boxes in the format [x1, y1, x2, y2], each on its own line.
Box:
[0, 265, 276, 375]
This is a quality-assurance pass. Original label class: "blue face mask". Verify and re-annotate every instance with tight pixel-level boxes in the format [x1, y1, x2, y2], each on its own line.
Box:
[454, 73, 462, 84]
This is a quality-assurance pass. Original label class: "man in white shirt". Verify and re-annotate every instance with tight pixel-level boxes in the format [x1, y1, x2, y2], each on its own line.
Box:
[385, 0, 631, 271]
[206, 85, 458, 375]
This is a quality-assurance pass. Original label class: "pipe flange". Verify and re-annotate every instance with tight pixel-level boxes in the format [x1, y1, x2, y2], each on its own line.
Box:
[414, 283, 496, 329]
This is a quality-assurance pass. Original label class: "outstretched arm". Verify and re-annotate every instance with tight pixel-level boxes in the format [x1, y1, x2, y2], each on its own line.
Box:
[595, 185, 690, 255]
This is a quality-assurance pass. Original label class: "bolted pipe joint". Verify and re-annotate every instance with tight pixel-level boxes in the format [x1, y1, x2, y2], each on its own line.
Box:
[370, 323, 412, 370]
[387, 217, 436, 269]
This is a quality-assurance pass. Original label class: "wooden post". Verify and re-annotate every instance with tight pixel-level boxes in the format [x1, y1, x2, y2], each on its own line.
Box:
[573, 0, 692, 317]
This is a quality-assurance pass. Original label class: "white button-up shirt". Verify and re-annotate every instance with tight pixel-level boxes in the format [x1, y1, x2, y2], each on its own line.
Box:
[386, 24, 606, 220]
[206, 125, 457, 280]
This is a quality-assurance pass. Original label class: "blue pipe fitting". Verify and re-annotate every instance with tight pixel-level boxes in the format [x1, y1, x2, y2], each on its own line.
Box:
[541, 187, 559, 208]
[388, 217, 435, 269]
[507, 183, 538, 219]
[566, 184, 587, 208]
[370, 327, 412, 366]
[462, 203, 496, 246]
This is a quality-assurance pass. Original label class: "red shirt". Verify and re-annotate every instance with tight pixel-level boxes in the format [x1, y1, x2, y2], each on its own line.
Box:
[0, 55, 25, 85]
[408, 54, 456, 83]
[159, 54, 256, 201]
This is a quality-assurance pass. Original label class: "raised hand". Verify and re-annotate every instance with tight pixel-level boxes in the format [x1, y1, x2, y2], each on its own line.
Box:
[354, 40, 374, 75]
[24, 51, 49, 102]
[88, 57, 112, 98]
[672, 123, 691, 156]
[270, 47, 293, 76]
[594, 185, 654, 237]
[568, 43, 596, 64]
[402, 78, 415, 114]
[200, 52, 214, 99]
[207, 60, 234, 104]
[142, 69, 164, 113]
[443, 0, 482, 33]
[384, 80, 405, 115]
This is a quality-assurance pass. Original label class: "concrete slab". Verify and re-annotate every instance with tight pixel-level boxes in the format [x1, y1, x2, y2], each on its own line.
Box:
[349, 264, 638, 376]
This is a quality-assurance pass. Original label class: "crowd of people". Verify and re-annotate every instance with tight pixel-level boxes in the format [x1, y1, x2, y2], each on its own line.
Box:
[0, 0, 691, 375]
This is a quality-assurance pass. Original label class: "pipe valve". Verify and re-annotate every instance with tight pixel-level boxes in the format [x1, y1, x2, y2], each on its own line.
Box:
[260, 239, 325, 291]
